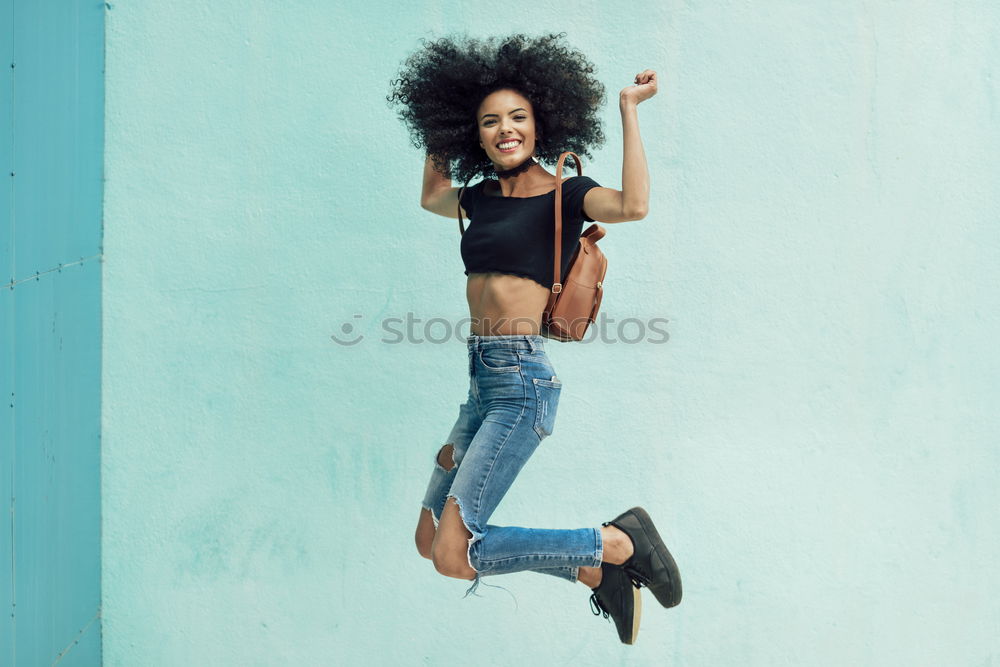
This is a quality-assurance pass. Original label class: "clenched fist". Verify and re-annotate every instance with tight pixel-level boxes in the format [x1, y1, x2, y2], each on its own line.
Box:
[620, 69, 659, 106]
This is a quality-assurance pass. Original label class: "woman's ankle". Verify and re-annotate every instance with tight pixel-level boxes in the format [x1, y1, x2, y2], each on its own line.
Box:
[578, 565, 602, 588]
[600, 525, 634, 565]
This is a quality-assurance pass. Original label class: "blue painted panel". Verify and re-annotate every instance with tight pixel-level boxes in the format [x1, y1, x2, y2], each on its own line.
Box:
[8, 0, 103, 664]
[2, 1, 15, 664]
[13, 0, 102, 277]
[13, 263, 102, 666]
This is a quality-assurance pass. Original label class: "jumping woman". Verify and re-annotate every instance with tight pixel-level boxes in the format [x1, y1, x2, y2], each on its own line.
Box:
[386, 32, 681, 645]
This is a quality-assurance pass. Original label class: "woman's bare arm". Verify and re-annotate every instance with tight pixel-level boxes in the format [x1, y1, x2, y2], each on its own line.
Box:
[618, 94, 650, 218]
[581, 69, 658, 222]
[420, 154, 467, 219]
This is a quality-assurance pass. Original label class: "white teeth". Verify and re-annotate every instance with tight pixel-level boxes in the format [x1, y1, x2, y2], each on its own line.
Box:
[497, 140, 521, 150]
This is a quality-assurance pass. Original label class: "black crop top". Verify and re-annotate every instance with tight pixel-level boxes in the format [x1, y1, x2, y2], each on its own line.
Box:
[459, 175, 603, 289]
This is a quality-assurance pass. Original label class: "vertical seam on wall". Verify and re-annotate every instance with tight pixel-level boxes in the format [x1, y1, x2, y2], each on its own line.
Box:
[8, 3, 16, 664]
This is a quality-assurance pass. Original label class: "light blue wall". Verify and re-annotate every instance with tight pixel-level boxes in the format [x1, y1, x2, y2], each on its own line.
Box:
[103, 1, 1000, 665]
[1, 1, 104, 665]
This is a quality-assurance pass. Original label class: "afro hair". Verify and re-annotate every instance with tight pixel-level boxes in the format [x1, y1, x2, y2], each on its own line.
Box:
[386, 32, 607, 186]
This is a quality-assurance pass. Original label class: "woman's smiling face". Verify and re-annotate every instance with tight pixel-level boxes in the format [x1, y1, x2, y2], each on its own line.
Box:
[477, 88, 538, 169]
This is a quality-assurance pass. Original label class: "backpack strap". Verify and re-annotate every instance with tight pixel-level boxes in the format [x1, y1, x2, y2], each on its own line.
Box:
[549, 151, 584, 305]
[457, 180, 470, 235]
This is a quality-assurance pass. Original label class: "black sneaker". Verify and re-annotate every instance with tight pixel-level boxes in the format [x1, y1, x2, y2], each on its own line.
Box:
[589, 562, 642, 645]
[603, 506, 682, 608]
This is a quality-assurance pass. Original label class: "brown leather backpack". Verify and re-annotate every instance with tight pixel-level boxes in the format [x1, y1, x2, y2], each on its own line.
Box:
[457, 151, 608, 342]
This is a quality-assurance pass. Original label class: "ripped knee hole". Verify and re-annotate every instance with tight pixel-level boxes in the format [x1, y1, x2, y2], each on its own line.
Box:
[437, 443, 456, 471]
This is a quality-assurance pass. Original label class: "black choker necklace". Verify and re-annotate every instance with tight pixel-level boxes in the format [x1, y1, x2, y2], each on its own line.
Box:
[495, 155, 539, 178]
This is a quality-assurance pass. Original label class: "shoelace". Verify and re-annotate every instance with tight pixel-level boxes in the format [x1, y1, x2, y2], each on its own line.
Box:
[623, 561, 652, 590]
[589, 591, 611, 621]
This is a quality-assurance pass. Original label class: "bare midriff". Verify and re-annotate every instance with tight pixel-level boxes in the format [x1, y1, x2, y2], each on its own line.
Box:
[466, 272, 551, 336]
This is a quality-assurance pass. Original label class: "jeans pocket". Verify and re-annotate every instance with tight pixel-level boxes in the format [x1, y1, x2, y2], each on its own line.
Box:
[532, 376, 563, 439]
[478, 347, 521, 372]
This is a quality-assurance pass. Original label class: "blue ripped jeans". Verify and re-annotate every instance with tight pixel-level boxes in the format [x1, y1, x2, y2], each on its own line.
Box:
[420, 334, 604, 599]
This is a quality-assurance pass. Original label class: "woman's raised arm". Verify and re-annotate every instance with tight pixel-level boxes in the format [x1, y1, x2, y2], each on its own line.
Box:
[618, 70, 656, 218]
[420, 154, 466, 219]
[581, 69, 658, 222]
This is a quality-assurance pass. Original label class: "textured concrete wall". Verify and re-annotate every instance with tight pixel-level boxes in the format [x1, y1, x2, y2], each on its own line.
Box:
[103, 1, 1000, 664]
[1, 1, 104, 664]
